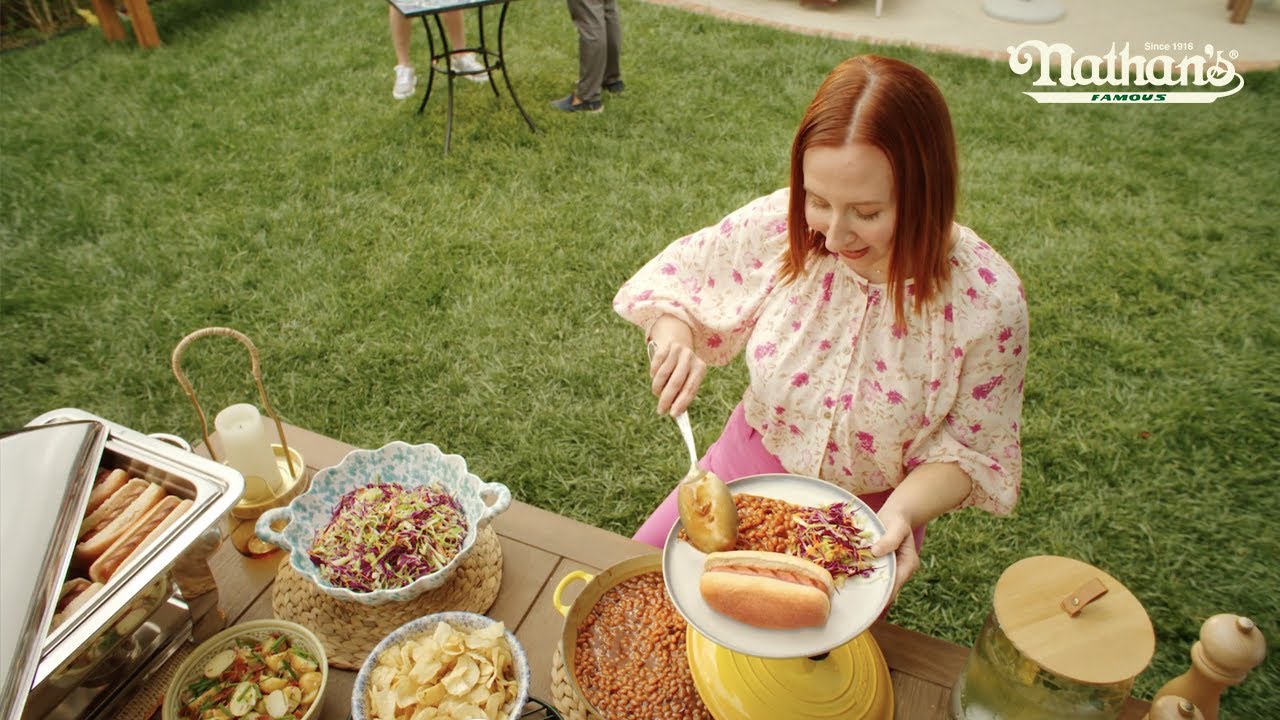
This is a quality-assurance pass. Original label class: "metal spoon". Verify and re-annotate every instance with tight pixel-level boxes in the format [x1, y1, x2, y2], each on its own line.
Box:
[674, 411, 701, 478]
[646, 342, 738, 551]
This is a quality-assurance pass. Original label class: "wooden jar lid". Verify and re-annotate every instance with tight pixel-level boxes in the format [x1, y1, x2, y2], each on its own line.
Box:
[994, 555, 1154, 685]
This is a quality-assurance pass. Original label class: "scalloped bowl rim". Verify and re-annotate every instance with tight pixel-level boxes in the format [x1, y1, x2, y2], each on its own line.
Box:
[162, 619, 329, 720]
[350, 611, 531, 720]
[257, 441, 508, 605]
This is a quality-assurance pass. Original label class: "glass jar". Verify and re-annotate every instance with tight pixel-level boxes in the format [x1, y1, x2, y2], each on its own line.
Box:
[949, 556, 1155, 720]
[951, 612, 1133, 719]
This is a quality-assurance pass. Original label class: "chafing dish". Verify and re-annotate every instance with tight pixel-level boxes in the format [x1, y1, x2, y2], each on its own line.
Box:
[1, 408, 244, 720]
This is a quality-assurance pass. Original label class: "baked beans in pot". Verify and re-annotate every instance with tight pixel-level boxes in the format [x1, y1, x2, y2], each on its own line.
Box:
[551, 555, 712, 720]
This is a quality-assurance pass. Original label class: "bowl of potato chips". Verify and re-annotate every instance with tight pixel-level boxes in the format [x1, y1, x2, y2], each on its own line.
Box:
[353, 611, 530, 720]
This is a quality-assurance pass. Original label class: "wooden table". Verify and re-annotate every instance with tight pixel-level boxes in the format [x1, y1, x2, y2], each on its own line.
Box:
[168, 422, 1152, 719]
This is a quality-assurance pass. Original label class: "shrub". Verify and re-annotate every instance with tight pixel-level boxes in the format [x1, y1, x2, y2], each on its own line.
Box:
[1, 0, 80, 37]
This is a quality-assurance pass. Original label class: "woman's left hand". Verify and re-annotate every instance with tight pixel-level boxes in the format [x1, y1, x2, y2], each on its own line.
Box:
[870, 511, 918, 605]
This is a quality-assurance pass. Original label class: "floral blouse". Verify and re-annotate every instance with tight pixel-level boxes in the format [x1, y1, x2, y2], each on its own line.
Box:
[614, 189, 1028, 515]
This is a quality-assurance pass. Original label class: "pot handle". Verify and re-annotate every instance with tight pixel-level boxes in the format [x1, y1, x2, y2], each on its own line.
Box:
[553, 571, 595, 617]
[255, 506, 294, 549]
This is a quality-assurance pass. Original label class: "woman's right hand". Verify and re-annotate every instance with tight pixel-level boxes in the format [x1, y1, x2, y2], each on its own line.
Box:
[647, 317, 706, 416]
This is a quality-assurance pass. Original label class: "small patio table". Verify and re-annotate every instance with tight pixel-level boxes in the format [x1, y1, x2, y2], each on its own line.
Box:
[387, 0, 539, 155]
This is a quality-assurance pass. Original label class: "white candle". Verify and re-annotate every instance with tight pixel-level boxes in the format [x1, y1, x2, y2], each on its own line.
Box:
[215, 403, 283, 502]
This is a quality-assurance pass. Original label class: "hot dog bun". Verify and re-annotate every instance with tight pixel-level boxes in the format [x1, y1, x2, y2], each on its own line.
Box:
[74, 479, 165, 566]
[699, 550, 834, 629]
[86, 469, 128, 515]
[677, 469, 738, 553]
[89, 496, 191, 583]
[52, 578, 103, 629]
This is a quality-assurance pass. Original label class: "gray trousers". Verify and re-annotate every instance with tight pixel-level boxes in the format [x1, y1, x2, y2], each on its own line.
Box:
[567, 0, 621, 103]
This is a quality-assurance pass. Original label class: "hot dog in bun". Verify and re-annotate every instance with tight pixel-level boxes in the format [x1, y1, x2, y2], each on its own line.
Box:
[51, 578, 103, 629]
[86, 468, 128, 515]
[699, 550, 834, 629]
[89, 496, 191, 583]
[74, 478, 164, 567]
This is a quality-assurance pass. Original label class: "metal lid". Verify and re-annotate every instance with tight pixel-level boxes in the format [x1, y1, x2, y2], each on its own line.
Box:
[0, 420, 106, 720]
[994, 555, 1155, 685]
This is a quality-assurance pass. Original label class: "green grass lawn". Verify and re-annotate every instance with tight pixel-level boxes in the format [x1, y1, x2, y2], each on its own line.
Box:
[2, 0, 1277, 712]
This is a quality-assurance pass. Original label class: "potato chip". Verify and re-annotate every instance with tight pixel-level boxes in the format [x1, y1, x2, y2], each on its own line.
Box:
[416, 683, 448, 706]
[366, 621, 519, 720]
[441, 654, 480, 696]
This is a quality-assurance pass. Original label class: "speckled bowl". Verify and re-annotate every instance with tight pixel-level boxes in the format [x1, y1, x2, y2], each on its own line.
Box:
[255, 441, 510, 606]
[162, 619, 328, 720]
[351, 611, 531, 720]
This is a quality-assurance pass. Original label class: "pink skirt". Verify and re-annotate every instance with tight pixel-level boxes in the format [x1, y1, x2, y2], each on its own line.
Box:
[633, 403, 926, 551]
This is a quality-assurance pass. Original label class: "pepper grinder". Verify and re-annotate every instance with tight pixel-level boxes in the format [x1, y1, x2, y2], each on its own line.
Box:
[1154, 614, 1267, 720]
[1143, 696, 1205, 720]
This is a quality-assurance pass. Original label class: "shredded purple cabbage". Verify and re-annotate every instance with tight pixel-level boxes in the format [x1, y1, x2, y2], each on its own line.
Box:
[307, 482, 468, 592]
[792, 501, 877, 587]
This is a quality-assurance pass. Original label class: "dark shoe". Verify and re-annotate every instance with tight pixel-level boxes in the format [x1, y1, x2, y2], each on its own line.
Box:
[604, 80, 626, 93]
[550, 94, 602, 113]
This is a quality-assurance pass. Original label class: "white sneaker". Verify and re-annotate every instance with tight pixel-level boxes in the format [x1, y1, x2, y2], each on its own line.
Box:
[393, 65, 417, 100]
[449, 53, 489, 83]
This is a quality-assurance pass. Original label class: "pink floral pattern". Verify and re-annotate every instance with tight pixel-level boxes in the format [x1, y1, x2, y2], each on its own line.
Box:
[614, 189, 1029, 514]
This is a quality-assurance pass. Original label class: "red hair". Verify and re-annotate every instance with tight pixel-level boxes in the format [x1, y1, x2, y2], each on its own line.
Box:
[781, 55, 958, 326]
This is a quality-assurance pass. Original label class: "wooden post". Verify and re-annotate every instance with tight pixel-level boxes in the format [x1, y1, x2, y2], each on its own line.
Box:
[89, 0, 126, 42]
[121, 0, 161, 48]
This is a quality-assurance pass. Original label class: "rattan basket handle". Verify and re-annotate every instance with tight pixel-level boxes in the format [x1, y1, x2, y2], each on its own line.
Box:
[171, 327, 296, 477]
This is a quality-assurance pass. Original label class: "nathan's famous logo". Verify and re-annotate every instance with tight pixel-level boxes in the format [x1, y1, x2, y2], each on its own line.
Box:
[1007, 40, 1244, 104]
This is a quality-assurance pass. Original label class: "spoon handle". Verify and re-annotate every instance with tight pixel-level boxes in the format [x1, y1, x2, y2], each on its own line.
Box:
[675, 411, 699, 470]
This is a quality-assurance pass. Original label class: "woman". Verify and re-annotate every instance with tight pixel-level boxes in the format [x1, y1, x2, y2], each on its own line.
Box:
[388, 6, 487, 101]
[613, 55, 1028, 600]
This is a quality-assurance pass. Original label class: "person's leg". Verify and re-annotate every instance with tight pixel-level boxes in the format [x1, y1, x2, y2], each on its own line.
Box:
[390, 6, 412, 67]
[440, 9, 465, 51]
[568, 0, 606, 103]
[390, 7, 416, 100]
[441, 10, 488, 81]
[602, 0, 622, 88]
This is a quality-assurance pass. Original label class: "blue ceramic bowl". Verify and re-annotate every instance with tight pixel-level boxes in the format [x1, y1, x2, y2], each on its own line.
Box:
[351, 611, 531, 720]
[255, 441, 510, 606]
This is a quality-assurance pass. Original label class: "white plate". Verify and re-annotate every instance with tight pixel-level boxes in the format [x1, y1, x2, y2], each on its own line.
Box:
[662, 473, 896, 659]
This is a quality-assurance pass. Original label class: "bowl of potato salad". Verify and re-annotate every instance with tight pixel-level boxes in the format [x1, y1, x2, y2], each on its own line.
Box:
[163, 619, 329, 720]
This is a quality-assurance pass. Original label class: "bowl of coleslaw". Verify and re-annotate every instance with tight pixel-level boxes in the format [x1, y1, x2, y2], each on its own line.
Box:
[255, 441, 511, 606]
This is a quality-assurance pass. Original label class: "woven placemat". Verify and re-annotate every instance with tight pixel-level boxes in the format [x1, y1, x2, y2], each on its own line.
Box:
[550, 647, 598, 720]
[272, 525, 503, 670]
[117, 640, 192, 720]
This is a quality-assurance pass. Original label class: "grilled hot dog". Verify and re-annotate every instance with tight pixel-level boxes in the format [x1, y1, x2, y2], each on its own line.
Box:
[699, 550, 834, 629]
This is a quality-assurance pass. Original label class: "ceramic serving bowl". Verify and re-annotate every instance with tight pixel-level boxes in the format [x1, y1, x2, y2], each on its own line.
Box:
[162, 619, 328, 720]
[255, 441, 511, 606]
[351, 611, 531, 720]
